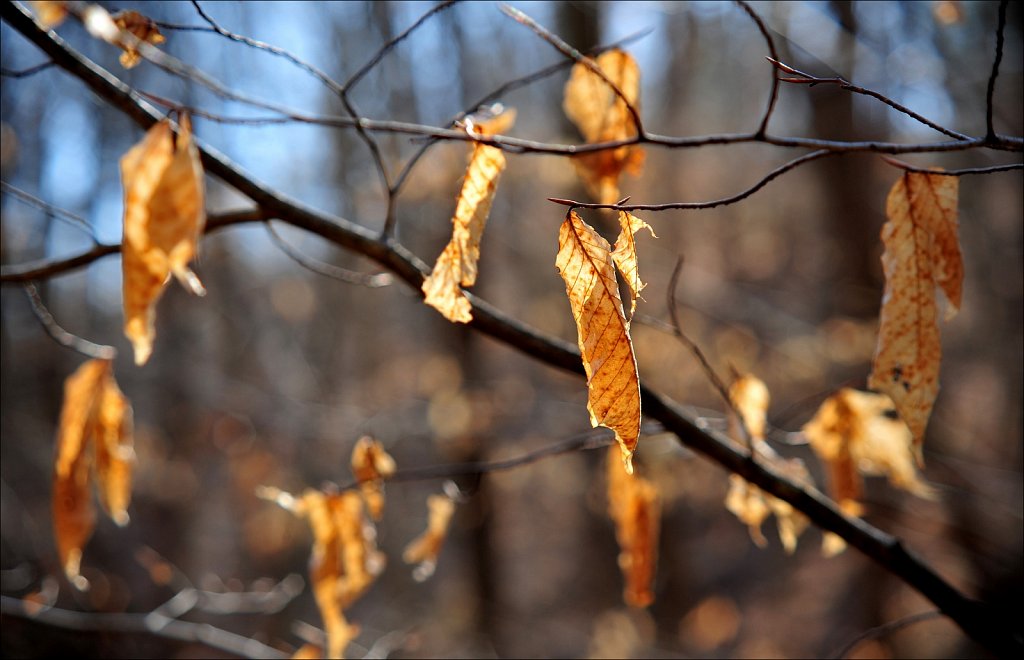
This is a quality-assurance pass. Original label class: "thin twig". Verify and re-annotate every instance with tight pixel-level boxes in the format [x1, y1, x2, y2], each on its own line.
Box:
[2, 181, 97, 241]
[830, 609, 944, 659]
[265, 222, 392, 288]
[22, 283, 116, 360]
[985, 0, 1008, 141]
[0, 60, 54, 77]
[880, 156, 1023, 176]
[735, 0, 780, 137]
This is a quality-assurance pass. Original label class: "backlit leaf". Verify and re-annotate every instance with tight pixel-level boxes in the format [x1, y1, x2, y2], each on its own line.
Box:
[606, 446, 660, 608]
[121, 114, 206, 365]
[727, 373, 770, 443]
[611, 211, 656, 318]
[402, 494, 456, 582]
[29, 1, 67, 28]
[92, 377, 134, 526]
[111, 10, 165, 69]
[563, 49, 644, 204]
[422, 109, 514, 323]
[350, 436, 396, 521]
[868, 172, 961, 453]
[556, 210, 642, 472]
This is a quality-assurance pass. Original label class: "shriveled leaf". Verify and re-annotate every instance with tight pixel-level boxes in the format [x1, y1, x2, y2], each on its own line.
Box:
[556, 210, 642, 472]
[29, 0, 67, 28]
[350, 436, 396, 521]
[563, 49, 644, 204]
[869, 172, 961, 453]
[121, 114, 206, 365]
[291, 644, 323, 660]
[611, 211, 656, 317]
[111, 10, 166, 69]
[422, 110, 513, 323]
[53, 359, 108, 589]
[92, 376, 134, 526]
[402, 494, 456, 582]
[606, 446, 660, 608]
[727, 373, 770, 443]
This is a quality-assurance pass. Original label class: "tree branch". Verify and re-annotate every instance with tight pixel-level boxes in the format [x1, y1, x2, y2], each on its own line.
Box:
[736, 0, 781, 137]
[985, 0, 1008, 141]
[23, 283, 117, 360]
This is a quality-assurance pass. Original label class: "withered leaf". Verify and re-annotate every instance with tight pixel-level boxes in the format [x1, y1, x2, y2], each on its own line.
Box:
[556, 210, 642, 473]
[606, 446, 660, 608]
[727, 373, 770, 443]
[111, 10, 166, 69]
[402, 494, 456, 582]
[422, 108, 514, 323]
[868, 172, 961, 453]
[611, 211, 656, 318]
[52, 359, 134, 589]
[350, 436, 396, 521]
[563, 49, 644, 204]
[29, 1, 67, 28]
[121, 114, 206, 365]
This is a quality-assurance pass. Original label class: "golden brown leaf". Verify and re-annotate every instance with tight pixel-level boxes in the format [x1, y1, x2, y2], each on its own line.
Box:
[606, 446, 660, 608]
[112, 10, 166, 69]
[402, 494, 456, 582]
[92, 377, 134, 526]
[556, 210, 642, 472]
[350, 436, 396, 521]
[422, 110, 513, 323]
[291, 644, 323, 660]
[727, 373, 770, 443]
[563, 49, 644, 204]
[121, 114, 206, 365]
[869, 172, 961, 453]
[611, 211, 656, 317]
[29, 1, 67, 28]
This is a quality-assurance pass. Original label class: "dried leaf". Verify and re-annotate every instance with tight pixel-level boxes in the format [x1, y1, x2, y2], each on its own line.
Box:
[402, 494, 456, 582]
[422, 110, 513, 323]
[611, 211, 656, 317]
[869, 172, 961, 453]
[111, 10, 166, 69]
[29, 1, 67, 28]
[121, 114, 206, 365]
[556, 210, 642, 472]
[803, 388, 935, 519]
[606, 446, 660, 608]
[350, 437, 396, 521]
[291, 644, 323, 660]
[727, 373, 770, 443]
[563, 49, 644, 204]
[92, 376, 134, 526]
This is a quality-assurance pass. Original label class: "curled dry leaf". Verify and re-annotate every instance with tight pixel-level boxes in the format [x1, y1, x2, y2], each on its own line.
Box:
[556, 210, 643, 473]
[611, 211, 656, 318]
[563, 49, 644, 204]
[606, 446, 660, 608]
[422, 108, 514, 323]
[121, 114, 206, 365]
[52, 359, 134, 589]
[350, 436, 396, 521]
[723, 374, 810, 553]
[29, 1, 67, 28]
[111, 10, 166, 69]
[260, 487, 384, 659]
[869, 172, 961, 455]
[402, 494, 456, 582]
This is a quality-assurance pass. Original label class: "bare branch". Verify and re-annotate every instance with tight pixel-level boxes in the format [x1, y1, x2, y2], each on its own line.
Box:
[735, 1, 780, 137]
[22, 283, 117, 360]
[265, 222, 393, 288]
[0, 60, 54, 77]
[830, 609, 945, 659]
[985, 0, 1009, 141]
[880, 156, 1023, 176]
[2, 181, 97, 241]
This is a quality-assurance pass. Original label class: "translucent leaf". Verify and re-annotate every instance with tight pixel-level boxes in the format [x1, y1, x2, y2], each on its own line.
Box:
[121, 114, 206, 365]
[111, 10, 165, 69]
[868, 172, 961, 453]
[556, 210, 642, 472]
[29, 1, 67, 28]
[350, 436, 396, 521]
[563, 49, 644, 204]
[727, 373, 770, 443]
[92, 375, 134, 526]
[611, 211, 656, 318]
[402, 494, 456, 582]
[422, 109, 514, 323]
[606, 446, 660, 608]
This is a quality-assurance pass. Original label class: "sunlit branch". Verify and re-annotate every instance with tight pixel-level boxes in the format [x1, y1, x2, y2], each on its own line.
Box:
[735, 0, 780, 137]
[22, 283, 117, 360]
[985, 0, 1008, 141]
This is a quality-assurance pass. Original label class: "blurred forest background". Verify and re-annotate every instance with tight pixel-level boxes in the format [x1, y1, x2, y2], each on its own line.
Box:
[1, 1, 1021, 658]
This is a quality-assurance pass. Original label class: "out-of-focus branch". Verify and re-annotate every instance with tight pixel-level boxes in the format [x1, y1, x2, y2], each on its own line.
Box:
[264, 222, 392, 288]
[880, 156, 1023, 176]
[830, 609, 945, 659]
[985, 0, 1008, 141]
[0, 60, 54, 77]
[736, 0, 780, 137]
[23, 283, 117, 360]
[2, 181, 97, 240]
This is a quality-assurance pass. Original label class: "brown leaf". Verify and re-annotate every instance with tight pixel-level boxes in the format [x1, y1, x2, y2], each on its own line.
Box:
[563, 49, 644, 204]
[556, 210, 642, 473]
[112, 10, 166, 69]
[606, 446, 660, 608]
[402, 494, 456, 582]
[92, 376, 134, 526]
[350, 437, 396, 521]
[121, 114, 206, 365]
[611, 211, 656, 317]
[29, 1, 67, 28]
[868, 172, 961, 452]
[727, 373, 770, 443]
[422, 110, 513, 323]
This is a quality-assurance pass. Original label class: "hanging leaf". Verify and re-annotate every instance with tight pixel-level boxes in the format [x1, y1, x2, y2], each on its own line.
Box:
[422, 108, 514, 323]
[111, 10, 165, 69]
[350, 436, 396, 521]
[402, 494, 456, 582]
[563, 49, 644, 204]
[723, 374, 810, 553]
[121, 114, 206, 365]
[556, 210, 642, 473]
[868, 172, 961, 454]
[611, 211, 656, 318]
[606, 446, 660, 608]
[259, 487, 384, 659]
[52, 359, 134, 589]
[29, 1, 68, 28]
